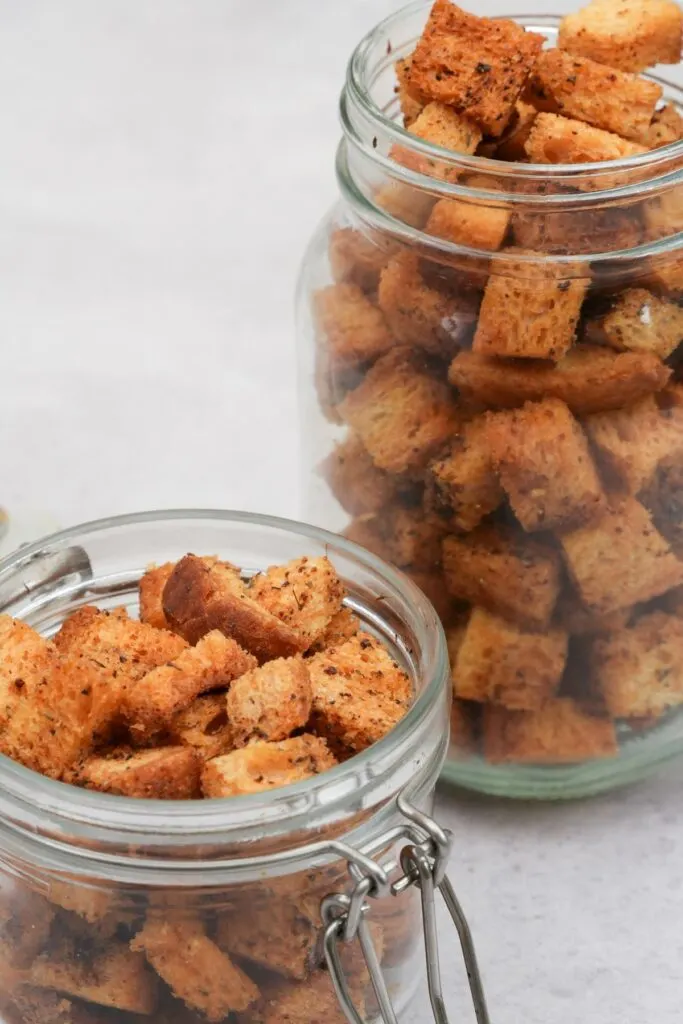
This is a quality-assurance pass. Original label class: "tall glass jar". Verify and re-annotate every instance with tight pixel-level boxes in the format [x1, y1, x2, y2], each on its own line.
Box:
[297, 2, 683, 798]
[0, 511, 487, 1024]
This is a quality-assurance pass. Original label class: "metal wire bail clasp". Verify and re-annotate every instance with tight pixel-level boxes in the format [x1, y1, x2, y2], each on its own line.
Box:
[321, 794, 491, 1024]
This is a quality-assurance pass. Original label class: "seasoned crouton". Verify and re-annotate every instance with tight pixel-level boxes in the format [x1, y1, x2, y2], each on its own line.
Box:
[643, 185, 683, 242]
[201, 735, 337, 797]
[169, 693, 234, 760]
[592, 610, 683, 717]
[591, 288, 683, 359]
[374, 181, 435, 229]
[473, 248, 588, 361]
[586, 395, 683, 494]
[442, 526, 562, 630]
[426, 178, 511, 252]
[377, 251, 478, 357]
[313, 284, 393, 370]
[338, 348, 461, 474]
[448, 346, 671, 415]
[558, 0, 683, 73]
[367, 506, 446, 569]
[525, 48, 661, 142]
[139, 563, 176, 631]
[321, 433, 407, 518]
[560, 497, 683, 614]
[215, 902, 317, 981]
[554, 589, 631, 634]
[328, 227, 394, 294]
[454, 607, 568, 709]
[426, 417, 503, 532]
[162, 555, 302, 661]
[249, 556, 345, 649]
[405, 569, 456, 623]
[525, 112, 648, 164]
[409, 0, 544, 136]
[259, 971, 361, 1024]
[512, 205, 642, 255]
[641, 103, 683, 148]
[486, 399, 605, 531]
[311, 632, 412, 705]
[76, 746, 202, 799]
[640, 454, 683, 556]
[46, 884, 113, 929]
[132, 917, 259, 1021]
[483, 698, 618, 763]
[0, 616, 57, 730]
[0, 888, 54, 968]
[227, 657, 312, 746]
[395, 55, 428, 127]
[125, 631, 256, 739]
[649, 257, 683, 299]
[30, 938, 158, 1014]
[392, 102, 482, 184]
[489, 100, 538, 160]
[307, 607, 360, 652]
[342, 515, 394, 564]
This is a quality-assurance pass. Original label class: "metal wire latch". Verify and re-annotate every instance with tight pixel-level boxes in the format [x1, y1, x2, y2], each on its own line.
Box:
[321, 794, 490, 1024]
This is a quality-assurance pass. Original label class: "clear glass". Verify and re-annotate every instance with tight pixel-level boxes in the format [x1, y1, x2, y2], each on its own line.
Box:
[298, 2, 683, 798]
[0, 510, 450, 1023]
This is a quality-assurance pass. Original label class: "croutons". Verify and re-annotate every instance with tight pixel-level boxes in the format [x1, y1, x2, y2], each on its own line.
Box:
[473, 248, 588, 361]
[309, 607, 361, 651]
[442, 526, 562, 630]
[512, 206, 642, 256]
[558, 0, 683, 74]
[201, 735, 337, 797]
[363, 506, 446, 570]
[249, 556, 345, 649]
[525, 112, 648, 164]
[409, 0, 544, 136]
[591, 287, 683, 359]
[169, 693, 234, 760]
[0, 888, 54, 968]
[454, 607, 568, 710]
[489, 99, 538, 160]
[131, 917, 259, 1021]
[449, 346, 671, 415]
[258, 971, 360, 1024]
[138, 563, 175, 630]
[426, 178, 511, 252]
[641, 103, 683, 148]
[321, 433, 406, 518]
[76, 746, 202, 800]
[639, 455, 683, 556]
[525, 48, 662, 142]
[426, 417, 503, 532]
[338, 348, 461, 474]
[393, 101, 482, 183]
[483, 698, 618, 763]
[643, 185, 683, 242]
[485, 399, 606, 531]
[560, 497, 683, 614]
[592, 611, 683, 717]
[313, 283, 393, 369]
[395, 56, 428, 127]
[585, 396, 683, 493]
[328, 227, 393, 293]
[215, 902, 317, 981]
[7, 990, 109, 1024]
[226, 657, 312, 746]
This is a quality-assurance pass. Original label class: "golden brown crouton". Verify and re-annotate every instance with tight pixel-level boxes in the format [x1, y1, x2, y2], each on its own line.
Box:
[328, 227, 393, 294]
[227, 657, 312, 746]
[586, 395, 683, 493]
[641, 103, 683, 148]
[554, 589, 631, 635]
[259, 971, 360, 1024]
[473, 248, 588, 361]
[338, 348, 461, 474]
[373, 181, 435, 230]
[0, 616, 56, 730]
[650, 257, 683, 299]
[395, 56, 428, 127]
[405, 569, 457, 624]
[76, 746, 202, 799]
[321, 433, 407, 518]
[560, 497, 683, 614]
[392, 102, 482, 184]
[483, 698, 618, 763]
[132, 917, 258, 1021]
[512, 205, 642, 256]
[342, 515, 394, 564]
[639, 455, 683, 556]
[46, 884, 113, 929]
[525, 112, 648, 164]
[490, 100, 538, 160]
[30, 939, 158, 1014]
[125, 631, 256, 739]
[169, 693, 234, 760]
[313, 283, 393, 370]
[307, 607, 360, 652]
[377, 251, 478, 357]
[426, 417, 503, 532]
[558, 0, 683, 73]
[426, 178, 511, 252]
[454, 607, 568, 710]
[592, 610, 683, 717]
[163, 555, 302, 661]
[448, 346, 671, 415]
[139, 563, 176, 631]
[249, 556, 345, 649]
[592, 287, 683, 359]
[201, 735, 337, 797]
[643, 185, 683, 243]
[366, 506, 446, 570]
[486, 399, 605, 532]
[215, 902, 317, 981]
[525, 48, 661, 141]
[409, 0, 544, 136]
[442, 526, 562, 630]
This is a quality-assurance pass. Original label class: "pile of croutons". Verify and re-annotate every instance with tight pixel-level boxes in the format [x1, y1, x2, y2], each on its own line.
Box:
[316, 0, 683, 765]
[0, 554, 416, 1023]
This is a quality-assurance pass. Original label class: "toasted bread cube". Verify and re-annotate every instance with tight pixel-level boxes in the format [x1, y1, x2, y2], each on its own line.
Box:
[512, 205, 642, 255]
[426, 178, 511, 252]
[595, 287, 683, 359]
[342, 515, 394, 564]
[132, 917, 258, 1020]
[642, 102, 683, 148]
[491, 100, 538, 160]
[454, 607, 568, 710]
[378, 251, 477, 357]
[313, 283, 393, 370]
[406, 569, 456, 623]
[409, 0, 544, 136]
[525, 112, 648, 164]
[139, 563, 176, 631]
[311, 632, 412, 704]
[554, 589, 631, 635]
[473, 248, 588, 361]
[46, 884, 113, 928]
[586, 396, 683, 493]
[379, 506, 447, 569]
[249, 556, 345, 649]
[307, 607, 361, 653]
[201, 735, 337, 797]
[125, 630, 256, 738]
[592, 610, 683, 717]
[650, 258, 683, 299]
[486, 399, 605, 532]
[374, 181, 435, 229]
[30, 939, 158, 1015]
[260, 971, 360, 1024]
[328, 227, 393, 294]
[163, 554, 302, 661]
[449, 346, 671, 415]
[644, 185, 683, 243]
[76, 746, 201, 799]
[640, 454, 683, 556]
[558, 0, 683, 73]
[321, 433, 404, 518]
[0, 617, 56, 730]
[442, 526, 562, 630]
[560, 497, 683, 614]
[426, 417, 503, 532]
[215, 902, 317, 981]
[526, 48, 661, 141]
[169, 693, 234, 760]
[339, 348, 461, 474]
[392, 101, 482, 184]
[395, 55, 428, 127]
[484, 698, 618, 763]
[227, 657, 312, 746]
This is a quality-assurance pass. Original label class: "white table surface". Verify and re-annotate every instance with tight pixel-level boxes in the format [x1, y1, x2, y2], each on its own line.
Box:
[0, 2, 682, 1022]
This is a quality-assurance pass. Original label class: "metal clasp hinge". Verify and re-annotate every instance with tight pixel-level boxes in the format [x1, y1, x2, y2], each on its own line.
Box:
[320, 795, 490, 1024]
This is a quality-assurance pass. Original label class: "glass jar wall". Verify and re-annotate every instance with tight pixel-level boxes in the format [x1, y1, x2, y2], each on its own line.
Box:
[0, 512, 457, 1024]
[297, 2, 683, 798]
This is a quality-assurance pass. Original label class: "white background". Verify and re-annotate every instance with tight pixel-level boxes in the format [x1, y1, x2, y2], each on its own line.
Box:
[0, 2, 682, 1022]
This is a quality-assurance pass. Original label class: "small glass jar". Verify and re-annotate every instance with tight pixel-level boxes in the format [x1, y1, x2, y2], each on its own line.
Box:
[0, 511, 486, 1024]
[297, 2, 683, 798]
